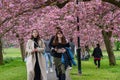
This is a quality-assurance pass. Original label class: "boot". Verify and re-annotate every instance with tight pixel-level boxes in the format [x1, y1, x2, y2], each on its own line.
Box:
[61, 74, 66, 80]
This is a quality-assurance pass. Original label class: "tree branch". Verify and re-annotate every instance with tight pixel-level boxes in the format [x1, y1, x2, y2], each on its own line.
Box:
[0, 0, 71, 27]
[102, 0, 120, 8]
[83, 0, 120, 8]
[0, 23, 16, 38]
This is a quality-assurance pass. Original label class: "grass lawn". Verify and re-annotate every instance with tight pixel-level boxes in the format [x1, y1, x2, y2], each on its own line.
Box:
[70, 58, 120, 80]
[0, 48, 27, 80]
[0, 48, 120, 80]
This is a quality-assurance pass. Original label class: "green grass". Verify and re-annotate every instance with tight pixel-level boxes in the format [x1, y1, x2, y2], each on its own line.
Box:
[0, 48, 27, 80]
[3, 48, 21, 58]
[70, 58, 120, 80]
[70, 50, 120, 80]
[0, 48, 120, 80]
[0, 58, 27, 80]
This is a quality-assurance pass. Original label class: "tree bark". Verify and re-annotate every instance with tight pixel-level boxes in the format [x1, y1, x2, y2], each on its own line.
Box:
[0, 38, 3, 65]
[102, 0, 120, 8]
[83, 0, 120, 8]
[19, 38, 25, 61]
[102, 30, 116, 65]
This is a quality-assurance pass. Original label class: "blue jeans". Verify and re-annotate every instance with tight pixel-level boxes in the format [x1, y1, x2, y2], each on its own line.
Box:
[44, 52, 53, 71]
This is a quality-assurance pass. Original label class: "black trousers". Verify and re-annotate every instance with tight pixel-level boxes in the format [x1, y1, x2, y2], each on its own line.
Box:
[69, 62, 72, 67]
[94, 59, 100, 68]
[34, 53, 41, 80]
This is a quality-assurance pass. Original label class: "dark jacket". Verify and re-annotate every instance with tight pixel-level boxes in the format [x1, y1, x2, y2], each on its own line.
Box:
[92, 47, 103, 58]
[49, 36, 69, 58]
[49, 36, 55, 49]
[51, 43, 69, 58]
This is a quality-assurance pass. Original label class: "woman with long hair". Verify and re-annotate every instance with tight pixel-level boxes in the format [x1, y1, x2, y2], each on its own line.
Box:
[50, 30, 69, 80]
[26, 29, 47, 80]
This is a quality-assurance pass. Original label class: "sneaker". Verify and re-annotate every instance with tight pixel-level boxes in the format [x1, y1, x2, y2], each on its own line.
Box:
[52, 62, 55, 65]
[46, 70, 48, 74]
[96, 65, 98, 69]
[50, 68, 53, 72]
[68, 67, 72, 70]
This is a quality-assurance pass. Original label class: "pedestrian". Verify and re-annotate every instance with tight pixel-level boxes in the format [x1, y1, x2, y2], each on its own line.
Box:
[68, 37, 75, 69]
[44, 35, 53, 73]
[49, 30, 69, 80]
[69, 38, 75, 56]
[25, 29, 47, 80]
[84, 45, 90, 60]
[92, 44, 103, 68]
[49, 27, 62, 78]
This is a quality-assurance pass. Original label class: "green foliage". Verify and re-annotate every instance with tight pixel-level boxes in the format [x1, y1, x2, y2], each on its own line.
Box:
[3, 57, 21, 64]
[70, 58, 120, 80]
[114, 41, 120, 51]
[0, 48, 120, 80]
[0, 58, 26, 80]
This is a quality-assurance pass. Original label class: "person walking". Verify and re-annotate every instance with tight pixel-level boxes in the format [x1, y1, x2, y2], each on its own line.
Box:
[68, 37, 75, 69]
[25, 29, 47, 80]
[44, 36, 53, 73]
[92, 44, 103, 68]
[69, 38, 75, 56]
[49, 27, 62, 78]
[49, 30, 69, 80]
[84, 45, 90, 60]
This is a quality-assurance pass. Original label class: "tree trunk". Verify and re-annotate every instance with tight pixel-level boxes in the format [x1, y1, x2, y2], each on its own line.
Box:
[0, 38, 3, 65]
[102, 30, 116, 65]
[19, 38, 25, 61]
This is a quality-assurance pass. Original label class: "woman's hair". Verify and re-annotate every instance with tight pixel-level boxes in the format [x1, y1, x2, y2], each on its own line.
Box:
[52, 30, 67, 46]
[97, 44, 100, 48]
[55, 27, 61, 30]
[30, 29, 40, 40]
[70, 37, 73, 42]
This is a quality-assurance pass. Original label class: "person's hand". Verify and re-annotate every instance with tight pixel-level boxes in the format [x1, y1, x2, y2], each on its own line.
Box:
[57, 48, 66, 53]
[32, 50, 35, 53]
[61, 48, 66, 53]
[32, 49, 38, 53]
[54, 48, 57, 51]
[34, 49, 38, 52]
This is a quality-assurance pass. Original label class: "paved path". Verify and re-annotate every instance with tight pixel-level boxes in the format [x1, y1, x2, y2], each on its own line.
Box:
[47, 67, 71, 80]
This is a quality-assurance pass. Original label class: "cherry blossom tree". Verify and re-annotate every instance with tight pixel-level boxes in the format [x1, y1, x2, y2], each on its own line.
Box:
[0, 0, 120, 65]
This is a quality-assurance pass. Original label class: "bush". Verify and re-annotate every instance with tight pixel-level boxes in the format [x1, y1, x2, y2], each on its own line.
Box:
[3, 57, 21, 64]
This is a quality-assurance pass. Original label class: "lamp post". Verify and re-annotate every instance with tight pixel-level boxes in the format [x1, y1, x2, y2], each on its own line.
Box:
[76, 0, 82, 74]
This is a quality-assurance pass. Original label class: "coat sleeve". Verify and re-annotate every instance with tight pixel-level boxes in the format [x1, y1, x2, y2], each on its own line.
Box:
[49, 36, 54, 49]
[92, 48, 95, 56]
[26, 40, 33, 55]
[37, 39, 45, 53]
[100, 49, 103, 57]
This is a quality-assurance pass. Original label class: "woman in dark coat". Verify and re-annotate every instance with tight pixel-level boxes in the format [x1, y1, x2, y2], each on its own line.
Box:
[50, 30, 69, 80]
[92, 44, 103, 68]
